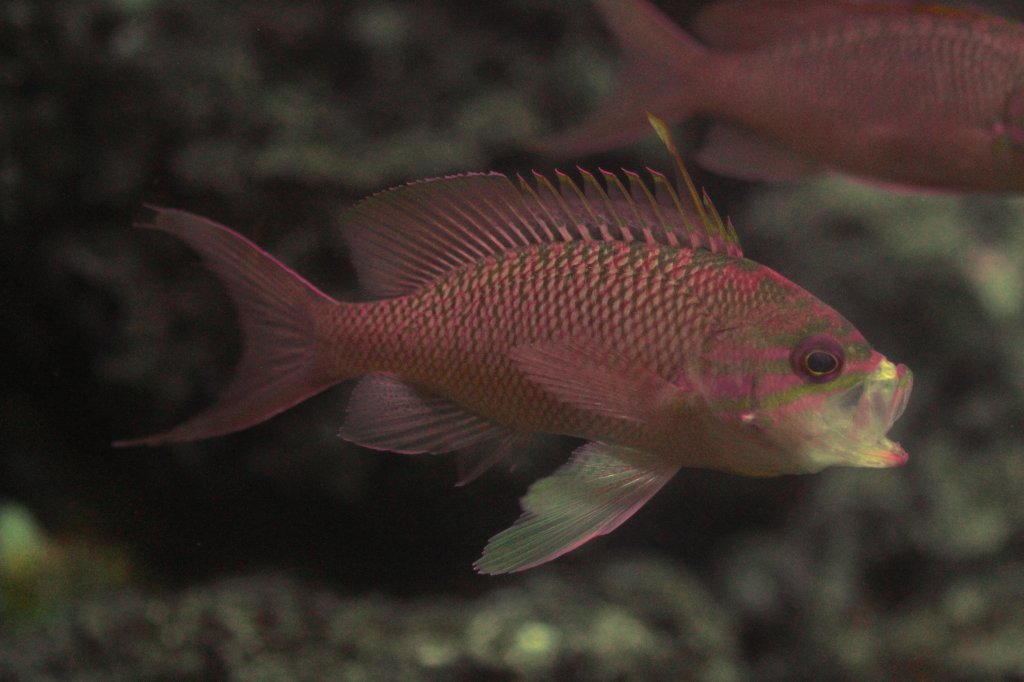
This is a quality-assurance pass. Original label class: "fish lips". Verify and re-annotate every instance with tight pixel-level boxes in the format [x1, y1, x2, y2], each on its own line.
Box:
[842, 360, 913, 468]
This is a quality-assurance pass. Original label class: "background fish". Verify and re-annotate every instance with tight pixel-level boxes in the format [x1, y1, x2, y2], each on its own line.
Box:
[690, 0, 976, 50]
[118, 121, 911, 574]
[541, 0, 1024, 193]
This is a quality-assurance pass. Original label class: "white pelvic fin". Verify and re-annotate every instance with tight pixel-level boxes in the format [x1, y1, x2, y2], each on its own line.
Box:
[474, 442, 679, 574]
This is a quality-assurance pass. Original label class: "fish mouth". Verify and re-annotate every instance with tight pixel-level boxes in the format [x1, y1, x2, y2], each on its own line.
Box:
[840, 359, 913, 468]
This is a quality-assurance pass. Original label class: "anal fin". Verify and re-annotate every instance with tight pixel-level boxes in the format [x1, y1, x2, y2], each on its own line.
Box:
[474, 442, 679, 574]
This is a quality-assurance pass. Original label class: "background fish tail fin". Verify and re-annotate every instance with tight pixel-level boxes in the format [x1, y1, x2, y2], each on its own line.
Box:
[536, 0, 707, 158]
[115, 207, 342, 446]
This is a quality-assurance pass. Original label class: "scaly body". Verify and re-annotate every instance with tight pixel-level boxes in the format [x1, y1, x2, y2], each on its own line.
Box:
[119, 122, 912, 573]
[336, 240, 839, 473]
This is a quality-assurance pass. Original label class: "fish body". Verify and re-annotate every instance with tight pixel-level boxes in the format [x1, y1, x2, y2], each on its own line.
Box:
[120, 125, 912, 573]
[338, 237, 882, 476]
[543, 0, 1024, 192]
[690, 0, 988, 50]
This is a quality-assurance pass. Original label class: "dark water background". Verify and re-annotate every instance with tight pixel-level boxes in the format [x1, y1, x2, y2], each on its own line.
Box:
[2, 1, 1023, 679]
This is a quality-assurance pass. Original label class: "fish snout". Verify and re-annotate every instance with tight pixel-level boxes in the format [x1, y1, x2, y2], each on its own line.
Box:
[890, 363, 913, 424]
[850, 360, 913, 468]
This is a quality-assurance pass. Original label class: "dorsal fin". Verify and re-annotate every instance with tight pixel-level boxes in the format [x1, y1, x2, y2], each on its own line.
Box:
[692, 1, 1001, 51]
[342, 122, 741, 298]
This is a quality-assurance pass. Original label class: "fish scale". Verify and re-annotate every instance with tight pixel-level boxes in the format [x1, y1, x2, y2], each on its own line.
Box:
[371, 244, 659, 416]
[117, 120, 911, 573]
[719, 17, 1017, 123]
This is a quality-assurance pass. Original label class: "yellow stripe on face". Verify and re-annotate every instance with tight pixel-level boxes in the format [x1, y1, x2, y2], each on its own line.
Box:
[755, 371, 868, 411]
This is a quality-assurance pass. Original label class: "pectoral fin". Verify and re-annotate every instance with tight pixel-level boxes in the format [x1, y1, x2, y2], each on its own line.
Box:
[508, 340, 690, 423]
[474, 442, 679, 574]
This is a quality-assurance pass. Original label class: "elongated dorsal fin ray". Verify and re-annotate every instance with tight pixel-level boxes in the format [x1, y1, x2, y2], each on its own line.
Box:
[648, 113, 742, 259]
[343, 130, 742, 298]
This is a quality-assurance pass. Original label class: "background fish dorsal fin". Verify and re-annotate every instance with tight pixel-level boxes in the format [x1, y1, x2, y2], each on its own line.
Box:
[692, 0, 867, 50]
[692, 1, 1000, 51]
[880, 3, 998, 22]
[343, 136, 740, 298]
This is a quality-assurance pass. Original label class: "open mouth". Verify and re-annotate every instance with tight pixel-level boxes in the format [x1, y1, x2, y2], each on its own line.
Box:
[848, 359, 913, 467]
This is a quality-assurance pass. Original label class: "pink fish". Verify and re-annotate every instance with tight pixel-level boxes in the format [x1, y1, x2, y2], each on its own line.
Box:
[541, 0, 1024, 193]
[118, 120, 912, 574]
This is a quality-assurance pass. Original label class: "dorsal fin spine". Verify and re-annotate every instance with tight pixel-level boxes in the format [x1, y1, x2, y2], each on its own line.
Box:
[648, 171, 696, 250]
[724, 218, 741, 258]
[556, 170, 600, 242]
[533, 171, 579, 242]
[636, 169, 681, 247]
[553, 170, 590, 241]
[701, 189, 724, 239]
[342, 123, 743, 299]
[623, 170, 657, 245]
[574, 168, 614, 241]
[516, 174, 559, 242]
[646, 114, 715, 241]
[601, 170, 644, 244]
[701, 189, 727, 254]
[588, 170, 632, 243]
[488, 174, 543, 245]
[644, 170, 680, 248]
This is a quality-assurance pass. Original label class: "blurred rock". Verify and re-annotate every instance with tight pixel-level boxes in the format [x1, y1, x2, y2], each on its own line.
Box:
[0, 556, 744, 682]
[4, 0, 1024, 679]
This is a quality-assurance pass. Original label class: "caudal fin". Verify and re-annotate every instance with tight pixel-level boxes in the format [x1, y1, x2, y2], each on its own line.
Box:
[116, 208, 341, 446]
[537, 0, 708, 158]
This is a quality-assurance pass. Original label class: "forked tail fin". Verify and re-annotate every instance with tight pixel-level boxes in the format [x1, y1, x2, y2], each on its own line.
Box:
[536, 0, 708, 158]
[115, 208, 342, 446]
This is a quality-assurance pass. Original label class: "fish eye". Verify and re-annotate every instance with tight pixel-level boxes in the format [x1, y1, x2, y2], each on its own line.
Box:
[791, 335, 844, 383]
[804, 350, 839, 375]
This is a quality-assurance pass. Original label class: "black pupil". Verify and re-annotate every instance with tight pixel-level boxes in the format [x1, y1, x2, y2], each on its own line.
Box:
[805, 350, 838, 375]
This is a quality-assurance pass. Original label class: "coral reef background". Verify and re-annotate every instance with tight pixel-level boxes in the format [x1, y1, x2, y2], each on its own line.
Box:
[2, 1, 1023, 679]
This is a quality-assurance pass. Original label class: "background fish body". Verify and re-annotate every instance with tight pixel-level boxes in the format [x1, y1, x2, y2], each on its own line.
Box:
[545, 0, 1024, 192]
[690, 0, 991, 50]
[119, 165, 911, 572]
